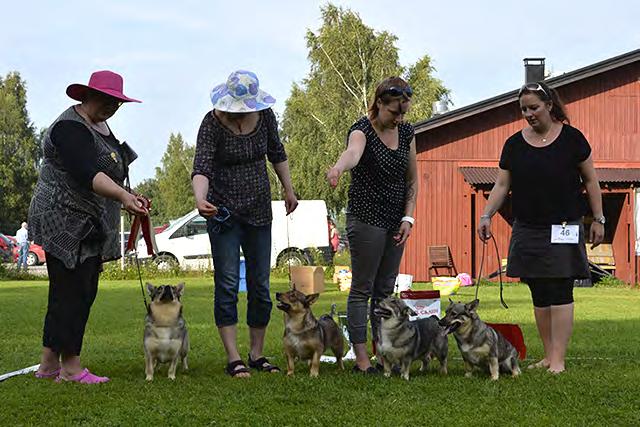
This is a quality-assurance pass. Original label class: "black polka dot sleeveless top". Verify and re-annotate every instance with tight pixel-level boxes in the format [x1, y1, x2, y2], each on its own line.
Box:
[347, 116, 414, 230]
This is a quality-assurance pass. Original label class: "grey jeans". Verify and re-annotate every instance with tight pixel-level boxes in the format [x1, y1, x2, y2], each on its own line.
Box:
[346, 215, 405, 344]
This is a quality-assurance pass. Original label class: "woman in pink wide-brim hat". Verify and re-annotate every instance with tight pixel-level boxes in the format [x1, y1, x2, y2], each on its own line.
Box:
[29, 70, 148, 384]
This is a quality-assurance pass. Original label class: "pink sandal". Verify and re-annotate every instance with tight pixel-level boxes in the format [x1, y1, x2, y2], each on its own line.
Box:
[35, 368, 61, 379]
[56, 368, 110, 384]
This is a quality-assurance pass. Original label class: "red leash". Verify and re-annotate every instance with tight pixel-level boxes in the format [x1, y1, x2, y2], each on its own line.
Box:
[125, 196, 157, 256]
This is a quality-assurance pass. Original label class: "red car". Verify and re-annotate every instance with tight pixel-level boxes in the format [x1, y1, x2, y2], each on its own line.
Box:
[0, 233, 15, 263]
[7, 235, 46, 266]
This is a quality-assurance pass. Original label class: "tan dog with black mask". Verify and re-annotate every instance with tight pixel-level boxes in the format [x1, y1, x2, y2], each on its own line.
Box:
[143, 283, 189, 381]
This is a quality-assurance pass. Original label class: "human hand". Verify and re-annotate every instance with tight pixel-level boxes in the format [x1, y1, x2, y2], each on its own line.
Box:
[284, 191, 298, 215]
[122, 193, 149, 216]
[477, 217, 492, 242]
[326, 166, 343, 188]
[590, 222, 604, 249]
[394, 221, 413, 246]
[196, 198, 218, 218]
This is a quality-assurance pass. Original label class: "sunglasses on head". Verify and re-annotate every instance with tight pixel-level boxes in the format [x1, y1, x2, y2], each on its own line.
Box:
[380, 86, 413, 99]
[519, 83, 549, 99]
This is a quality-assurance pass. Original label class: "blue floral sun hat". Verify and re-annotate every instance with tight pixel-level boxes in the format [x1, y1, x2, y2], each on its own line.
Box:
[210, 70, 276, 113]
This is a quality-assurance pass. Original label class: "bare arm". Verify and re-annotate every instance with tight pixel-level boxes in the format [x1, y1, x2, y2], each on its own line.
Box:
[578, 155, 604, 247]
[326, 130, 366, 187]
[403, 136, 418, 218]
[394, 137, 418, 246]
[191, 174, 217, 217]
[273, 160, 298, 214]
[477, 168, 511, 241]
[92, 172, 147, 216]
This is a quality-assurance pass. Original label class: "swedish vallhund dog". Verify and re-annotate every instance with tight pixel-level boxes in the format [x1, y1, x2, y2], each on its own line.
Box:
[143, 283, 190, 381]
[275, 287, 344, 377]
[440, 299, 520, 380]
[374, 296, 448, 380]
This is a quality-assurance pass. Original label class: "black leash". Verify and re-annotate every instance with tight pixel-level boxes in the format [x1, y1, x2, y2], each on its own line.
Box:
[122, 151, 150, 315]
[285, 208, 293, 288]
[133, 242, 150, 314]
[474, 234, 508, 309]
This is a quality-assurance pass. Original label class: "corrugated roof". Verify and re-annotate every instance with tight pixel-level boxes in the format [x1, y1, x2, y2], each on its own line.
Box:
[415, 48, 640, 134]
[460, 167, 640, 186]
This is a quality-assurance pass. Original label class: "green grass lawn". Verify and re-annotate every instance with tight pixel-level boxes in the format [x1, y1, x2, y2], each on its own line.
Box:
[1, 277, 639, 426]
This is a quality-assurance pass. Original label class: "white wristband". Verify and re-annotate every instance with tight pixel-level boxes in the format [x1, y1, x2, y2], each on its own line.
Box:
[401, 216, 415, 226]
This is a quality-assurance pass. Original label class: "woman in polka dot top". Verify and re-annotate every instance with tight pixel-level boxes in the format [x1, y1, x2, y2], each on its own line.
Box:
[327, 76, 418, 374]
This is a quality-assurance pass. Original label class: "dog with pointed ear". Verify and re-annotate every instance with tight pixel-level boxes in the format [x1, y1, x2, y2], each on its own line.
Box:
[441, 298, 519, 380]
[374, 296, 448, 380]
[275, 287, 344, 377]
[143, 283, 189, 381]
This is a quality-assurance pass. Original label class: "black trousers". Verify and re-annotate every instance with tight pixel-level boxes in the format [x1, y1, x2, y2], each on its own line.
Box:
[42, 253, 101, 355]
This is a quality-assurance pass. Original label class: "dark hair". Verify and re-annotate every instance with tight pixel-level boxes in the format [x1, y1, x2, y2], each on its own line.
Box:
[518, 81, 570, 123]
[368, 76, 411, 118]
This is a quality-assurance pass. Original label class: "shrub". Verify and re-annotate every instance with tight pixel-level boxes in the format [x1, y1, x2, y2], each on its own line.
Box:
[594, 275, 630, 288]
[333, 249, 351, 268]
[100, 258, 211, 280]
[0, 264, 43, 281]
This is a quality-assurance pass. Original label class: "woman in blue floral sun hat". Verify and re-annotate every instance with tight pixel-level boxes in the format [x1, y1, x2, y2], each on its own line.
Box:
[192, 70, 298, 378]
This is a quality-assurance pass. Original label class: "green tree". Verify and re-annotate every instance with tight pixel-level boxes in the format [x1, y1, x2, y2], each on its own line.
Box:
[153, 133, 195, 224]
[0, 72, 39, 232]
[404, 55, 450, 123]
[281, 4, 448, 215]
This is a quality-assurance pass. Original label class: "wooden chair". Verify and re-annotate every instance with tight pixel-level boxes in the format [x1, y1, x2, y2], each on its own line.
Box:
[428, 245, 457, 279]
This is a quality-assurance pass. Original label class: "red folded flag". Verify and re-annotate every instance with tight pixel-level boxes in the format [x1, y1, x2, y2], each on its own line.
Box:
[126, 196, 157, 256]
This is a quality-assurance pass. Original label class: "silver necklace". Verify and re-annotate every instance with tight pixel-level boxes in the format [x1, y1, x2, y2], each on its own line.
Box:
[536, 125, 553, 143]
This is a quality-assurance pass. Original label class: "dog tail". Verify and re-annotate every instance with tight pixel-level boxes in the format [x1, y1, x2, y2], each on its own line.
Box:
[330, 303, 337, 318]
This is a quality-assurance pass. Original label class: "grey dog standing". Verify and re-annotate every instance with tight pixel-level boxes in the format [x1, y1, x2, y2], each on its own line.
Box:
[374, 296, 448, 380]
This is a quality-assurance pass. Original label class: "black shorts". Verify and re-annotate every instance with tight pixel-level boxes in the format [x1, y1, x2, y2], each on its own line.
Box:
[525, 278, 574, 308]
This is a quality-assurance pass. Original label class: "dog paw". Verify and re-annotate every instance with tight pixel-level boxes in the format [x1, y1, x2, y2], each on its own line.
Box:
[383, 372, 391, 378]
[491, 375, 499, 381]
[287, 371, 295, 377]
[145, 376, 153, 381]
[168, 375, 176, 380]
[464, 372, 473, 378]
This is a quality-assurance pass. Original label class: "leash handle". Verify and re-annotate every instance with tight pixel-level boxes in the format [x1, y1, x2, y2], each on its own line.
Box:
[491, 235, 508, 309]
[475, 234, 508, 309]
[474, 239, 486, 301]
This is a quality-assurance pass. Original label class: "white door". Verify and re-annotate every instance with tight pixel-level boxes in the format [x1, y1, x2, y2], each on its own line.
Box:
[168, 215, 212, 269]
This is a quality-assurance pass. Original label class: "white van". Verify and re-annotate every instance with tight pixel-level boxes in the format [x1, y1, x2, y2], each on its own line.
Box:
[136, 200, 332, 269]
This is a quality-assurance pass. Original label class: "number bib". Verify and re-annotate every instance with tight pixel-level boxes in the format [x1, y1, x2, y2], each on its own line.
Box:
[551, 224, 579, 244]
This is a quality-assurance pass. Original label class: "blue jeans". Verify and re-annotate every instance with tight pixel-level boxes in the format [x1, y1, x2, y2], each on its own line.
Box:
[208, 218, 272, 328]
[17, 242, 29, 270]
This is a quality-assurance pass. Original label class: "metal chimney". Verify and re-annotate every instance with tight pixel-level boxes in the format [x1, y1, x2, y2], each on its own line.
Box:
[431, 95, 450, 116]
[523, 58, 545, 83]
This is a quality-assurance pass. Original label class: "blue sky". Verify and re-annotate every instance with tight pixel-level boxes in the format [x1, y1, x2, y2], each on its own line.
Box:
[1, 0, 638, 185]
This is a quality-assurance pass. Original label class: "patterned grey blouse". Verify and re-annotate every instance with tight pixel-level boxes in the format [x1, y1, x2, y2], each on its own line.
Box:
[29, 107, 132, 269]
[191, 108, 287, 226]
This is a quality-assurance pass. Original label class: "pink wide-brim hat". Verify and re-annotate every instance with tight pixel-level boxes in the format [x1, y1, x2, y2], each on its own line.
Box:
[66, 70, 141, 103]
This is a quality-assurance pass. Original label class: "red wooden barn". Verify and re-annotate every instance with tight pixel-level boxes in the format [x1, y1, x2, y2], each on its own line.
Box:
[401, 48, 640, 284]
